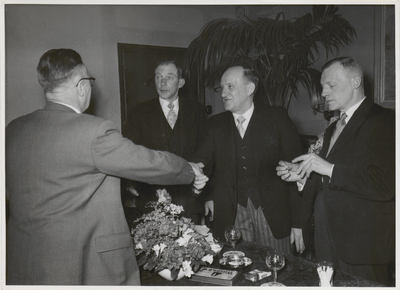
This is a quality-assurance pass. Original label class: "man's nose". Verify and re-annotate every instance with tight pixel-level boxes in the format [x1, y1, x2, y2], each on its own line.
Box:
[221, 88, 228, 97]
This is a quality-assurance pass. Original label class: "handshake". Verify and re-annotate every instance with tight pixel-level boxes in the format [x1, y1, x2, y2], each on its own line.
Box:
[189, 162, 208, 193]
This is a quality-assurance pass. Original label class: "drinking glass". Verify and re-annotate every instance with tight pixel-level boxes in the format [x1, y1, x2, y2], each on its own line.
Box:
[264, 249, 285, 286]
[224, 226, 241, 250]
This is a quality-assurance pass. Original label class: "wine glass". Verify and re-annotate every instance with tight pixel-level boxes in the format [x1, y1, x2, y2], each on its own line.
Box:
[264, 249, 285, 286]
[224, 226, 241, 250]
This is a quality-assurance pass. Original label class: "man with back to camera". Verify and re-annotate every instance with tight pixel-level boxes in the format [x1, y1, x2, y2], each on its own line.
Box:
[191, 64, 305, 254]
[277, 57, 395, 285]
[123, 60, 207, 224]
[6, 48, 208, 285]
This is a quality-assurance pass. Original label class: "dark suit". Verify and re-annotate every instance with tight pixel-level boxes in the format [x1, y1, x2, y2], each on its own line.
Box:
[192, 104, 302, 242]
[6, 102, 194, 285]
[301, 97, 395, 283]
[123, 97, 206, 219]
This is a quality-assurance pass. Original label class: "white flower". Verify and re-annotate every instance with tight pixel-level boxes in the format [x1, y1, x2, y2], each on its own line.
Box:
[177, 230, 193, 246]
[182, 260, 194, 277]
[152, 243, 167, 257]
[201, 254, 214, 264]
[135, 242, 143, 250]
[210, 242, 222, 254]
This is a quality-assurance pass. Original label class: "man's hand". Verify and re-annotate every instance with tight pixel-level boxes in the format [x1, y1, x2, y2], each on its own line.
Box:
[292, 153, 334, 179]
[290, 228, 305, 254]
[189, 162, 209, 190]
[205, 200, 214, 221]
[276, 161, 304, 183]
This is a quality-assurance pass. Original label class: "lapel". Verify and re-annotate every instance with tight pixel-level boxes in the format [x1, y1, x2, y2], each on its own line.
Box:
[151, 99, 170, 149]
[218, 113, 238, 180]
[326, 97, 373, 158]
[250, 105, 274, 172]
[177, 98, 195, 155]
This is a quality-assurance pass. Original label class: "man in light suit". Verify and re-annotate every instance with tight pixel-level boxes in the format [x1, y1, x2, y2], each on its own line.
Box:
[277, 57, 395, 285]
[6, 49, 207, 285]
[192, 65, 304, 254]
[123, 60, 206, 223]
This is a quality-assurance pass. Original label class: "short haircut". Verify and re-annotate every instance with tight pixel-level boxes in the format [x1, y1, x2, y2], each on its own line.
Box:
[37, 49, 84, 92]
[155, 60, 183, 79]
[322, 56, 364, 81]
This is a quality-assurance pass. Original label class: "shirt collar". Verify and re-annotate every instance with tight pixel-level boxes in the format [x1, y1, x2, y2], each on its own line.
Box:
[233, 103, 254, 121]
[159, 97, 179, 112]
[341, 97, 366, 121]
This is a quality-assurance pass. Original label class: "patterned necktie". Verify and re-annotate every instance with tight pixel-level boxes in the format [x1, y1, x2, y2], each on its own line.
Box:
[167, 103, 177, 129]
[327, 113, 347, 155]
[237, 116, 246, 138]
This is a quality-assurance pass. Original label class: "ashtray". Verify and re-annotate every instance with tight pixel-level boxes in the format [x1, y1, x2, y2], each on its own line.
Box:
[223, 251, 245, 258]
[219, 256, 252, 269]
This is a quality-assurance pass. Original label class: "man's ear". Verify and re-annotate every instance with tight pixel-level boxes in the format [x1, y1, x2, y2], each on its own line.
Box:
[178, 78, 185, 88]
[247, 82, 255, 96]
[76, 81, 85, 98]
[351, 76, 362, 90]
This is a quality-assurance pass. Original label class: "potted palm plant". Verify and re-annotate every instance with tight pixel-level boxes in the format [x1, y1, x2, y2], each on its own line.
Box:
[183, 5, 356, 109]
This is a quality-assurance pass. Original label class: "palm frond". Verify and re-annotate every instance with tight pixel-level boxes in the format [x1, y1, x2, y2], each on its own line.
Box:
[183, 5, 356, 108]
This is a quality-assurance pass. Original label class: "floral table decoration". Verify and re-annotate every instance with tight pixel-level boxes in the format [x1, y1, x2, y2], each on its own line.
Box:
[131, 189, 222, 281]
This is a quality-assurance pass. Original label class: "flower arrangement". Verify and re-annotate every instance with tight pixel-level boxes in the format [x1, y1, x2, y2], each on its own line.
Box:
[131, 189, 221, 280]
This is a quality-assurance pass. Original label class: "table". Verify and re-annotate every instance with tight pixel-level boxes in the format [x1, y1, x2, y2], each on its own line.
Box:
[140, 241, 384, 287]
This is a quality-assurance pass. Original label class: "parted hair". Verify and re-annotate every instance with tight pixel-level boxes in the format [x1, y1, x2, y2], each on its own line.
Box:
[322, 56, 364, 80]
[37, 48, 84, 92]
[156, 60, 183, 79]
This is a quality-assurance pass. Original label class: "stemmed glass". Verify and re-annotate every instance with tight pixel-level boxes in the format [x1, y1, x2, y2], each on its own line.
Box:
[224, 226, 241, 250]
[264, 249, 285, 286]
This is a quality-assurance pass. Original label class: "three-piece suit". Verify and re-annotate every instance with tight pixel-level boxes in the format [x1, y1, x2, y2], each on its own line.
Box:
[123, 97, 206, 219]
[192, 104, 303, 243]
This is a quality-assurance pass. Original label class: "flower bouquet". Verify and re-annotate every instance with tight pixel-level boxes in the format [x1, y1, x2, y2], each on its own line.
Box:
[131, 189, 222, 280]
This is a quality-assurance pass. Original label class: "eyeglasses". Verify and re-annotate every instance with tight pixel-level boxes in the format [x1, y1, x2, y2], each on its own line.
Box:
[76, 77, 96, 87]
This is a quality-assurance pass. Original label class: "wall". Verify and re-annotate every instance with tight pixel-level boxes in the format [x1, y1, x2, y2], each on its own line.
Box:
[4, 4, 239, 126]
[4, 4, 382, 136]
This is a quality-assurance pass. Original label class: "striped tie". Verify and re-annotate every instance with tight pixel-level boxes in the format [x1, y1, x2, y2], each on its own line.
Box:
[167, 103, 177, 128]
[237, 116, 246, 138]
[327, 113, 347, 155]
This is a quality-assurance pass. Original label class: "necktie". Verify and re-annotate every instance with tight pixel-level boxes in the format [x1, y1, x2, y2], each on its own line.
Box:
[167, 103, 177, 129]
[327, 113, 347, 155]
[237, 116, 246, 138]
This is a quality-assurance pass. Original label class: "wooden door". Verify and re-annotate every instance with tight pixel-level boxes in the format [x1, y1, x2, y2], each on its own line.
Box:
[117, 43, 203, 132]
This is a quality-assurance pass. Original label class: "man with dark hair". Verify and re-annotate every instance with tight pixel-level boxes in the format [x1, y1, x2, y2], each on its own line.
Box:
[277, 56, 395, 285]
[192, 65, 304, 254]
[123, 60, 206, 224]
[6, 49, 207, 285]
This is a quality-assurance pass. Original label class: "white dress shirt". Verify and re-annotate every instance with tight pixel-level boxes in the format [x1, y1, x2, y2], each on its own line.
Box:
[159, 97, 179, 120]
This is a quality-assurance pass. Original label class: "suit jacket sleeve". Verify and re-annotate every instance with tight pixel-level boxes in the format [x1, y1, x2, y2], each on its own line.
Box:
[276, 109, 303, 228]
[92, 120, 195, 185]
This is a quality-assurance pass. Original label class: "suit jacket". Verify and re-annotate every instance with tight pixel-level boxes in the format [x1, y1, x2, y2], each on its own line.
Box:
[192, 104, 303, 241]
[123, 97, 206, 215]
[6, 102, 194, 285]
[301, 97, 395, 265]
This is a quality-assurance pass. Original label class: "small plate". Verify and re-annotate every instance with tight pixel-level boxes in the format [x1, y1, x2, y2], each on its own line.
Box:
[219, 256, 252, 269]
[223, 251, 245, 258]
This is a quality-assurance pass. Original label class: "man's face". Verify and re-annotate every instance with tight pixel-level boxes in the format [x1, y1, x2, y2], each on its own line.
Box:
[155, 63, 184, 102]
[220, 66, 253, 115]
[321, 63, 355, 112]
